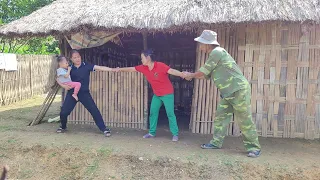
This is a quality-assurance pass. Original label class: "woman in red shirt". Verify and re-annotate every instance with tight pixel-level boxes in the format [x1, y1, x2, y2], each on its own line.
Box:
[115, 49, 186, 141]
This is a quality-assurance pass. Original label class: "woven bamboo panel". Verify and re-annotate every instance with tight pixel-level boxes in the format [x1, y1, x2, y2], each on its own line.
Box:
[68, 71, 147, 129]
[152, 51, 195, 113]
[191, 23, 320, 139]
[0, 55, 57, 106]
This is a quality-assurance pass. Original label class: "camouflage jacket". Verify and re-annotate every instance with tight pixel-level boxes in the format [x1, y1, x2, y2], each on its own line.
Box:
[199, 47, 249, 98]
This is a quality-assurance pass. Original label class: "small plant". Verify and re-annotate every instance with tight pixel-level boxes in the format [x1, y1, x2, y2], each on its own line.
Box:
[85, 159, 99, 178]
[98, 147, 113, 157]
[18, 169, 33, 179]
[48, 152, 57, 158]
[7, 139, 17, 143]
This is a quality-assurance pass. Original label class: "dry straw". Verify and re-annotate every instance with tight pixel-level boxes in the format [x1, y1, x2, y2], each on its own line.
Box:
[0, 0, 319, 37]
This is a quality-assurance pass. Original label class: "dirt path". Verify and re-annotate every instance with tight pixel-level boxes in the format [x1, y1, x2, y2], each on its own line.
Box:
[0, 96, 320, 180]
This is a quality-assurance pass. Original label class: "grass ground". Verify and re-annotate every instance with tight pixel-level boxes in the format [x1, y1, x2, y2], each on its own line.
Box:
[0, 95, 320, 180]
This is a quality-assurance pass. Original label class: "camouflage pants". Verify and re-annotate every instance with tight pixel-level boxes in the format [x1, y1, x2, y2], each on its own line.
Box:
[210, 86, 261, 152]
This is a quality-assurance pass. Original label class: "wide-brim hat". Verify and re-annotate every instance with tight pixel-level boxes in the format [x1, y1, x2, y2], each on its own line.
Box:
[194, 30, 220, 45]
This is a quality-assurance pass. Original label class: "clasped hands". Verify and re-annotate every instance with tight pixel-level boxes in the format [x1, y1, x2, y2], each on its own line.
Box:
[181, 71, 193, 81]
[111, 67, 120, 73]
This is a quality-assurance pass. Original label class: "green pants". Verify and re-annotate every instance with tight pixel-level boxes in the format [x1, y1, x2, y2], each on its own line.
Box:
[149, 94, 179, 136]
[211, 86, 261, 152]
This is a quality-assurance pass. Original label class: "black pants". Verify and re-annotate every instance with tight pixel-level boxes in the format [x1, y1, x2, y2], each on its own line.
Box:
[60, 91, 107, 132]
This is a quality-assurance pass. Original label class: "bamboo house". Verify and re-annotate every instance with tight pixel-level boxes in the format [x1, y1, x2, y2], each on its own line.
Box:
[1, 0, 320, 139]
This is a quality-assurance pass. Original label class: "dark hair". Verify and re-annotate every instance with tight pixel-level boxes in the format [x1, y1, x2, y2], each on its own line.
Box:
[69, 49, 80, 58]
[141, 48, 155, 61]
[56, 55, 66, 63]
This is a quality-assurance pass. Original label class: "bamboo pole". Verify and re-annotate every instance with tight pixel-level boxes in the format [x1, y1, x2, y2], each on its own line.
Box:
[196, 46, 205, 134]
[116, 71, 120, 128]
[128, 72, 131, 128]
[121, 71, 124, 128]
[138, 73, 142, 129]
[107, 71, 111, 127]
[114, 69, 118, 127]
[134, 71, 139, 129]
[97, 71, 101, 124]
[29, 83, 60, 126]
[111, 69, 115, 127]
[124, 72, 128, 128]
[207, 47, 214, 134]
[204, 46, 212, 134]
[119, 71, 122, 128]
[142, 32, 149, 130]
[101, 71, 105, 123]
[131, 73, 135, 129]
[200, 47, 207, 134]
[231, 27, 240, 136]
[129, 70, 133, 128]
[103, 72, 107, 126]
[191, 43, 202, 133]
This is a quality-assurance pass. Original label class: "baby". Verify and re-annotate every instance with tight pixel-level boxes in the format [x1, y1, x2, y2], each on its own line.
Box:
[56, 55, 81, 101]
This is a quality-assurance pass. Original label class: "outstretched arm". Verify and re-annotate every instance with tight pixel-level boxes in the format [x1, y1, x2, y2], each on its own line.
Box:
[94, 65, 112, 72]
[183, 71, 206, 80]
[114, 67, 137, 72]
[168, 68, 185, 78]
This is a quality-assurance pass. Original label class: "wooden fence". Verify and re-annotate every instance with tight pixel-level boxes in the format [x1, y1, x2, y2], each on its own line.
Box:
[68, 71, 148, 129]
[0, 55, 57, 106]
[191, 23, 320, 139]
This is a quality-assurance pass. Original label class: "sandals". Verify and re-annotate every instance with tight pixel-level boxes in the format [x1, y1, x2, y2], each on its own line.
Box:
[200, 143, 220, 149]
[56, 127, 66, 133]
[104, 129, 111, 137]
[248, 150, 261, 158]
[143, 133, 155, 138]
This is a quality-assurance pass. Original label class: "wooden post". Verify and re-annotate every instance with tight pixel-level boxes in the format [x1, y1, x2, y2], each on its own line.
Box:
[142, 32, 148, 130]
[29, 56, 33, 96]
[58, 38, 68, 106]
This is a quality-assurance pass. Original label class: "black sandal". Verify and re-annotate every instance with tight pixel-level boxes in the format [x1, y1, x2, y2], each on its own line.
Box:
[103, 129, 111, 137]
[200, 143, 220, 149]
[56, 127, 66, 133]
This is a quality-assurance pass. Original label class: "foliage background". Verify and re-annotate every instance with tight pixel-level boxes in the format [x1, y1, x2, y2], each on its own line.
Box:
[0, 0, 59, 54]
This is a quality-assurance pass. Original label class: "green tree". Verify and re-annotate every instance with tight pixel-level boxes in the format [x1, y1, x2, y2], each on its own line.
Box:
[0, 0, 60, 54]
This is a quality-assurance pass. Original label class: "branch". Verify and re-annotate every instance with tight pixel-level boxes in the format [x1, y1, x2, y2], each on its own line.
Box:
[11, 38, 19, 52]
[8, 40, 13, 53]
[14, 38, 30, 53]
[1, 40, 6, 53]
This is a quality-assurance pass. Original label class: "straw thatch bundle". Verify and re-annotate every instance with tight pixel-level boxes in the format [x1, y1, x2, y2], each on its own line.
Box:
[0, 0, 319, 37]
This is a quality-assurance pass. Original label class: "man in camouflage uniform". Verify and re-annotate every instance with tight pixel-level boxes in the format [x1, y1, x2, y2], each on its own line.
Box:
[184, 30, 261, 158]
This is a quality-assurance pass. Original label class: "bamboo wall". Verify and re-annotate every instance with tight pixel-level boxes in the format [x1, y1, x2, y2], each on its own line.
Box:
[68, 71, 147, 129]
[191, 23, 320, 139]
[0, 55, 57, 106]
[67, 43, 148, 129]
[150, 51, 195, 113]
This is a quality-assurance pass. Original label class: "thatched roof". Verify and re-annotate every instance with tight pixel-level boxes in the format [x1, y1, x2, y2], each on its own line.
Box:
[0, 0, 319, 37]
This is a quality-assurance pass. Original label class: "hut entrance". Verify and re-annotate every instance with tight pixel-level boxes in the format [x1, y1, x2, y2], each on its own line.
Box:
[122, 32, 197, 131]
[67, 32, 197, 131]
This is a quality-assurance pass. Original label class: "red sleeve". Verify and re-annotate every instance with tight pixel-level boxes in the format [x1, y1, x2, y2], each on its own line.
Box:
[135, 65, 144, 73]
[159, 62, 170, 73]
